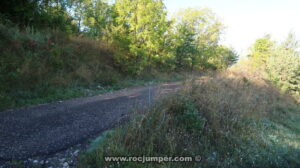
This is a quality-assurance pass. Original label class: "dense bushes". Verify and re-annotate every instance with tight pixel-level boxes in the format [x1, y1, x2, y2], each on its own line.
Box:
[0, 0, 78, 32]
[266, 49, 300, 96]
[249, 33, 300, 98]
[171, 8, 237, 71]
[109, 7, 238, 74]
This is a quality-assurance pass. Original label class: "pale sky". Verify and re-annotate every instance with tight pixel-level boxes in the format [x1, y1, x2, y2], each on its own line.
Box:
[164, 0, 300, 56]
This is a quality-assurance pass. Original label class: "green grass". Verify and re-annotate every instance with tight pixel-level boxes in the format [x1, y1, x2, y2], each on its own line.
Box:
[78, 70, 300, 168]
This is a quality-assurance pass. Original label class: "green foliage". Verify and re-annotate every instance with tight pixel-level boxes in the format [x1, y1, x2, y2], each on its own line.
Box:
[0, 0, 78, 32]
[250, 35, 274, 66]
[71, 0, 113, 37]
[174, 23, 198, 70]
[110, 0, 169, 75]
[0, 0, 39, 26]
[172, 98, 206, 131]
[265, 33, 300, 96]
[250, 33, 300, 97]
[208, 45, 239, 69]
[171, 8, 234, 70]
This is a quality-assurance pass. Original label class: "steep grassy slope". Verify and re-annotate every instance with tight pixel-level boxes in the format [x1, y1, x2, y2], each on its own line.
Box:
[0, 24, 120, 110]
[79, 68, 300, 168]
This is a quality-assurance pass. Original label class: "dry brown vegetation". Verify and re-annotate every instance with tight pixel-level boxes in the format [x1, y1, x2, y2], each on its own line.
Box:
[79, 66, 300, 168]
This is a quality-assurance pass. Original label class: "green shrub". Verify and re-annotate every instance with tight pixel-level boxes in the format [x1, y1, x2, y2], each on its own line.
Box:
[266, 49, 300, 96]
[248, 33, 300, 98]
[171, 98, 206, 132]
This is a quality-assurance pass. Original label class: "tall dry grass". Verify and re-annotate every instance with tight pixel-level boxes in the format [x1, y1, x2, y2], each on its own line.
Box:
[79, 68, 300, 168]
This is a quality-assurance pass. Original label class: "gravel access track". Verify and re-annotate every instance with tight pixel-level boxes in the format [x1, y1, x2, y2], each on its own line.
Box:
[0, 83, 181, 160]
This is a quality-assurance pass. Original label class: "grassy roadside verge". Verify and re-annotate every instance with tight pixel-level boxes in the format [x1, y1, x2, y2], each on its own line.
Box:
[78, 69, 300, 168]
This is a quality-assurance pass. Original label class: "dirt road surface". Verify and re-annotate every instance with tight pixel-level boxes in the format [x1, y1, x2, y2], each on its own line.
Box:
[0, 83, 181, 160]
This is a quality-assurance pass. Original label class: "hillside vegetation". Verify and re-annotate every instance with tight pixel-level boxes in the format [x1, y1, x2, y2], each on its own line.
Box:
[0, 24, 120, 110]
[79, 67, 300, 168]
[0, 0, 237, 111]
[78, 31, 300, 167]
